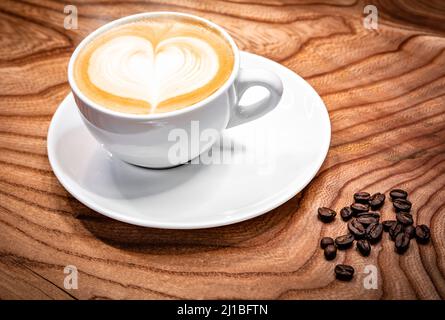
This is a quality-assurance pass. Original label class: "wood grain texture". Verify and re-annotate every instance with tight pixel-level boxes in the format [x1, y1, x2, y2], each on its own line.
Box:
[0, 0, 444, 300]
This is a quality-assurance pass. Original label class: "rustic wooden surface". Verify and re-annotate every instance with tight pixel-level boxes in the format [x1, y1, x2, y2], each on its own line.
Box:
[0, 0, 444, 300]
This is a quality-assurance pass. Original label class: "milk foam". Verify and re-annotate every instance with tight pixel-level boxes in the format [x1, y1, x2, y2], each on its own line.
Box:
[88, 34, 219, 112]
[74, 16, 234, 114]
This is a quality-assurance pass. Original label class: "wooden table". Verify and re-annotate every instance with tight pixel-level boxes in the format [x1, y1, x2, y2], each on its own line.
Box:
[1, 0, 444, 300]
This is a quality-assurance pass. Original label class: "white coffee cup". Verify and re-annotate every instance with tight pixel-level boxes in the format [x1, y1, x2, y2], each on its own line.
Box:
[68, 12, 283, 168]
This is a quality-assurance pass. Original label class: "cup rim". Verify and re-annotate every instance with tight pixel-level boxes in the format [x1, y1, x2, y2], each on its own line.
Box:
[68, 11, 240, 120]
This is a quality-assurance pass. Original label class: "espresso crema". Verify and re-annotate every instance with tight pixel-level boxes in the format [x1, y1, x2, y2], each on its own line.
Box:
[74, 16, 235, 114]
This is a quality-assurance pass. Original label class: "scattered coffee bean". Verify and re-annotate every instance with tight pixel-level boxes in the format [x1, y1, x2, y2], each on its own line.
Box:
[396, 211, 414, 225]
[356, 216, 378, 226]
[354, 192, 370, 204]
[348, 219, 366, 239]
[340, 206, 354, 221]
[389, 222, 404, 240]
[318, 207, 336, 223]
[395, 232, 410, 253]
[335, 264, 354, 281]
[369, 192, 385, 210]
[351, 203, 369, 214]
[368, 211, 381, 218]
[315, 189, 431, 282]
[366, 222, 383, 243]
[356, 211, 380, 219]
[357, 239, 371, 256]
[335, 234, 355, 249]
[390, 189, 408, 201]
[320, 237, 334, 249]
[324, 244, 337, 260]
[404, 225, 415, 239]
[415, 225, 431, 244]
[393, 199, 412, 212]
[382, 220, 397, 231]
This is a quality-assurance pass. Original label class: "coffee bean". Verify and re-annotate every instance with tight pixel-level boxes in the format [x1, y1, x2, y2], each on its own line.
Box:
[351, 203, 369, 214]
[340, 206, 354, 221]
[334, 264, 354, 281]
[369, 192, 385, 210]
[318, 207, 336, 223]
[354, 192, 370, 204]
[335, 234, 355, 249]
[320, 237, 334, 249]
[366, 222, 383, 243]
[396, 211, 414, 225]
[357, 239, 371, 256]
[356, 211, 380, 219]
[404, 225, 415, 239]
[382, 220, 397, 231]
[393, 199, 412, 212]
[348, 219, 366, 239]
[356, 216, 378, 226]
[390, 189, 408, 200]
[415, 225, 431, 244]
[389, 222, 404, 240]
[395, 232, 410, 253]
[324, 244, 337, 260]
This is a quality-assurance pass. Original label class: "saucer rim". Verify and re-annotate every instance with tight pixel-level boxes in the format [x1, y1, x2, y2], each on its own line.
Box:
[47, 51, 331, 229]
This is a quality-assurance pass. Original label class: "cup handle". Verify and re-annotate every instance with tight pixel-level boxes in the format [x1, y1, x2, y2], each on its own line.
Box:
[227, 68, 283, 128]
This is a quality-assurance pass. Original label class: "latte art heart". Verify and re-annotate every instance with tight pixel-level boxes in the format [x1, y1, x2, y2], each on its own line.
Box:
[88, 35, 219, 112]
[74, 17, 234, 114]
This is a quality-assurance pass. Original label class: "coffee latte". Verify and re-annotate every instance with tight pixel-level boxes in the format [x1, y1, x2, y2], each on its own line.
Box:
[74, 15, 234, 114]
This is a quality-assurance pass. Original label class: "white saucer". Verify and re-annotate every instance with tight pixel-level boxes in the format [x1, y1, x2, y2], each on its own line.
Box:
[47, 52, 330, 229]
